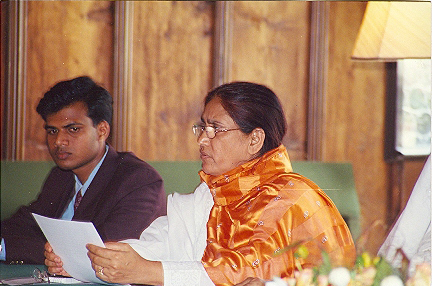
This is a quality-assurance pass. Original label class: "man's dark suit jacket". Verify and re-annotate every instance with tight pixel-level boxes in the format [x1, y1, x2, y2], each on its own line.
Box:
[1, 145, 167, 264]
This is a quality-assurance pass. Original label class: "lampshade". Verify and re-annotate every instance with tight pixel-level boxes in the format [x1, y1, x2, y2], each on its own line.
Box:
[352, 1, 431, 61]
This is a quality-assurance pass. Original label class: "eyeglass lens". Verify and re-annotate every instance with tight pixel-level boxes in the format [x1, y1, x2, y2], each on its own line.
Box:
[193, 125, 216, 139]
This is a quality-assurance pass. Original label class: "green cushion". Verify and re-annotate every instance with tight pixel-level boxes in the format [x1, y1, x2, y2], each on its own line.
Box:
[1, 160, 361, 239]
[148, 161, 202, 195]
[291, 161, 361, 239]
[1, 161, 55, 221]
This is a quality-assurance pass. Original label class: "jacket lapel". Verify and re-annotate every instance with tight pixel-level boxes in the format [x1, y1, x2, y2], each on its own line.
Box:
[73, 145, 118, 220]
[53, 172, 76, 217]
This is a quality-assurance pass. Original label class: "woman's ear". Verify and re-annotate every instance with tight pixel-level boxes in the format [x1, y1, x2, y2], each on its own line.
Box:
[97, 120, 111, 142]
[248, 128, 265, 156]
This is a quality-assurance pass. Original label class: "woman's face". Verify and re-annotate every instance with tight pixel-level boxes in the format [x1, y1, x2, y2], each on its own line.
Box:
[198, 97, 255, 176]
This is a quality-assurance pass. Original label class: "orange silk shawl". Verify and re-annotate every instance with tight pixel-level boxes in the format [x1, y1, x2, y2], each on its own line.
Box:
[200, 145, 356, 286]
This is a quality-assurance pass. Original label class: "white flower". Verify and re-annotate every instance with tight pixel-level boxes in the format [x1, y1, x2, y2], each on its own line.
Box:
[380, 275, 404, 286]
[265, 277, 287, 286]
[328, 267, 351, 286]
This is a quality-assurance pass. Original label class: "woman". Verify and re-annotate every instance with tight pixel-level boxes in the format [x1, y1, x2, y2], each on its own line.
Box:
[45, 82, 356, 285]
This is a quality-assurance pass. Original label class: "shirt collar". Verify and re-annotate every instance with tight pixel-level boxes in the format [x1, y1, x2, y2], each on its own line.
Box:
[74, 145, 109, 195]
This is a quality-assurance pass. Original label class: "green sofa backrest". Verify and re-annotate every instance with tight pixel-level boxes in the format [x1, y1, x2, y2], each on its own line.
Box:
[1, 161, 56, 221]
[1, 160, 360, 239]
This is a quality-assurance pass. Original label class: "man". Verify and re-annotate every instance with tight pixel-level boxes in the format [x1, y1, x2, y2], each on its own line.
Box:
[1, 76, 167, 264]
[379, 155, 430, 277]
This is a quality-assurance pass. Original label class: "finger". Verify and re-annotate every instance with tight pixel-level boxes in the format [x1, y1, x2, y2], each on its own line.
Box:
[44, 242, 53, 252]
[60, 270, 71, 277]
[91, 262, 104, 273]
[47, 265, 65, 276]
[44, 249, 60, 260]
[45, 250, 62, 264]
[55, 268, 71, 277]
[87, 244, 107, 260]
[87, 249, 113, 269]
[95, 270, 108, 282]
[86, 243, 102, 253]
[93, 264, 109, 282]
[86, 244, 116, 259]
[44, 257, 59, 267]
[87, 243, 127, 262]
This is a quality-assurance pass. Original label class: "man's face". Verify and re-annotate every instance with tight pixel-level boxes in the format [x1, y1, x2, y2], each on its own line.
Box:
[44, 101, 109, 183]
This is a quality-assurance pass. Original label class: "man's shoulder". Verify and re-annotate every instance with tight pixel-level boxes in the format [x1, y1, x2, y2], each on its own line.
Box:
[115, 150, 144, 164]
[108, 149, 161, 179]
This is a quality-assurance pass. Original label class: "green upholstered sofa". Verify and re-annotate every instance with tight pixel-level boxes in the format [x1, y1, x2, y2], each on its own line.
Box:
[1, 160, 361, 239]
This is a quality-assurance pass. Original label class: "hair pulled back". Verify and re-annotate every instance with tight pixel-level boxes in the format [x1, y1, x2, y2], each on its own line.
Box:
[205, 82, 287, 156]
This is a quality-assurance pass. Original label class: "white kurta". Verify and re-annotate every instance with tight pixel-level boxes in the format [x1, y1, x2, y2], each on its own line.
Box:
[123, 182, 215, 286]
[378, 156, 431, 276]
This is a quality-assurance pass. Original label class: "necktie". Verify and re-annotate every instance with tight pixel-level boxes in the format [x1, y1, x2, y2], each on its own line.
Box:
[74, 190, 83, 211]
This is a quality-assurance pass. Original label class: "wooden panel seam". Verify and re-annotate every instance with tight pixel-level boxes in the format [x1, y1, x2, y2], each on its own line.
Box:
[307, 1, 329, 161]
[113, 1, 133, 152]
[5, 1, 27, 160]
[213, 1, 233, 87]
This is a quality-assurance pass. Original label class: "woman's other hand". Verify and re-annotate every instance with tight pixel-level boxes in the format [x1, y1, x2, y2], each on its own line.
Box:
[44, 242, 71, 277]
[87, 241, 163, 285]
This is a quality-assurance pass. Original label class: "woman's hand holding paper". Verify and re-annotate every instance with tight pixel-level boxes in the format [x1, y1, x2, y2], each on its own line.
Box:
[87, 241, 163, 285]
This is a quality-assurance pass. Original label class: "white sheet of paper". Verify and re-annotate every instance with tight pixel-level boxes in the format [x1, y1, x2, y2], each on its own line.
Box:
[32, 213, 108, 284]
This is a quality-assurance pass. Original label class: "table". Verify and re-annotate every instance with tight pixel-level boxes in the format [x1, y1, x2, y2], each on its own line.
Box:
[0, 263, 104, 285]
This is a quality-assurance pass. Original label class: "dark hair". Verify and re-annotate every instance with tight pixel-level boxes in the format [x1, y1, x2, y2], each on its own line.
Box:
[36, 76, 113, 127]
[205, 82, 287, 156]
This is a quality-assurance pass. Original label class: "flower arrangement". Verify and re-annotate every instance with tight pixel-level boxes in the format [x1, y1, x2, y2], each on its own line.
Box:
[265, 247, 431, 286]
[265, 220, 430, 286]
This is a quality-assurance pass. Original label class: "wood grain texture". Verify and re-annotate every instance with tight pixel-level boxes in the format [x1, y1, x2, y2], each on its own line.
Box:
[1, 2, 9, 159]
[2, 1, 424, 255]
[129, 1, 214, 160]
[24, 1, 114, 160]
[230, 1, 311, 160]
[326, 2, 388, 253]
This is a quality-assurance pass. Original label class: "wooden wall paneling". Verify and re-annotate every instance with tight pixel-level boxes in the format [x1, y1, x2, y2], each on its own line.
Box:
[230, 1, 311, 160]
[1, 2, 7, 159]
[213, 1, 233, 88]
[24, 1, 115, 160]
[326, 2, 388, 254]
[1, 0, 425, 258]
[130, 1, 214, 161]
[387, 159, 404, 229]
[112, 1, 134, 151]
[307, 2, 329, 161]
[3, 1, 27, 161]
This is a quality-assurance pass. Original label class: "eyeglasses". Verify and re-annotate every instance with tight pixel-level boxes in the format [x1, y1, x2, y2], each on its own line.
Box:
[192, 124, 240, 139]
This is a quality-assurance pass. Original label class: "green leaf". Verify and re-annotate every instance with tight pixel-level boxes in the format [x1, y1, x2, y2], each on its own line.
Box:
[317, 251, 332, 275]
[371, 257, 399, 286]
